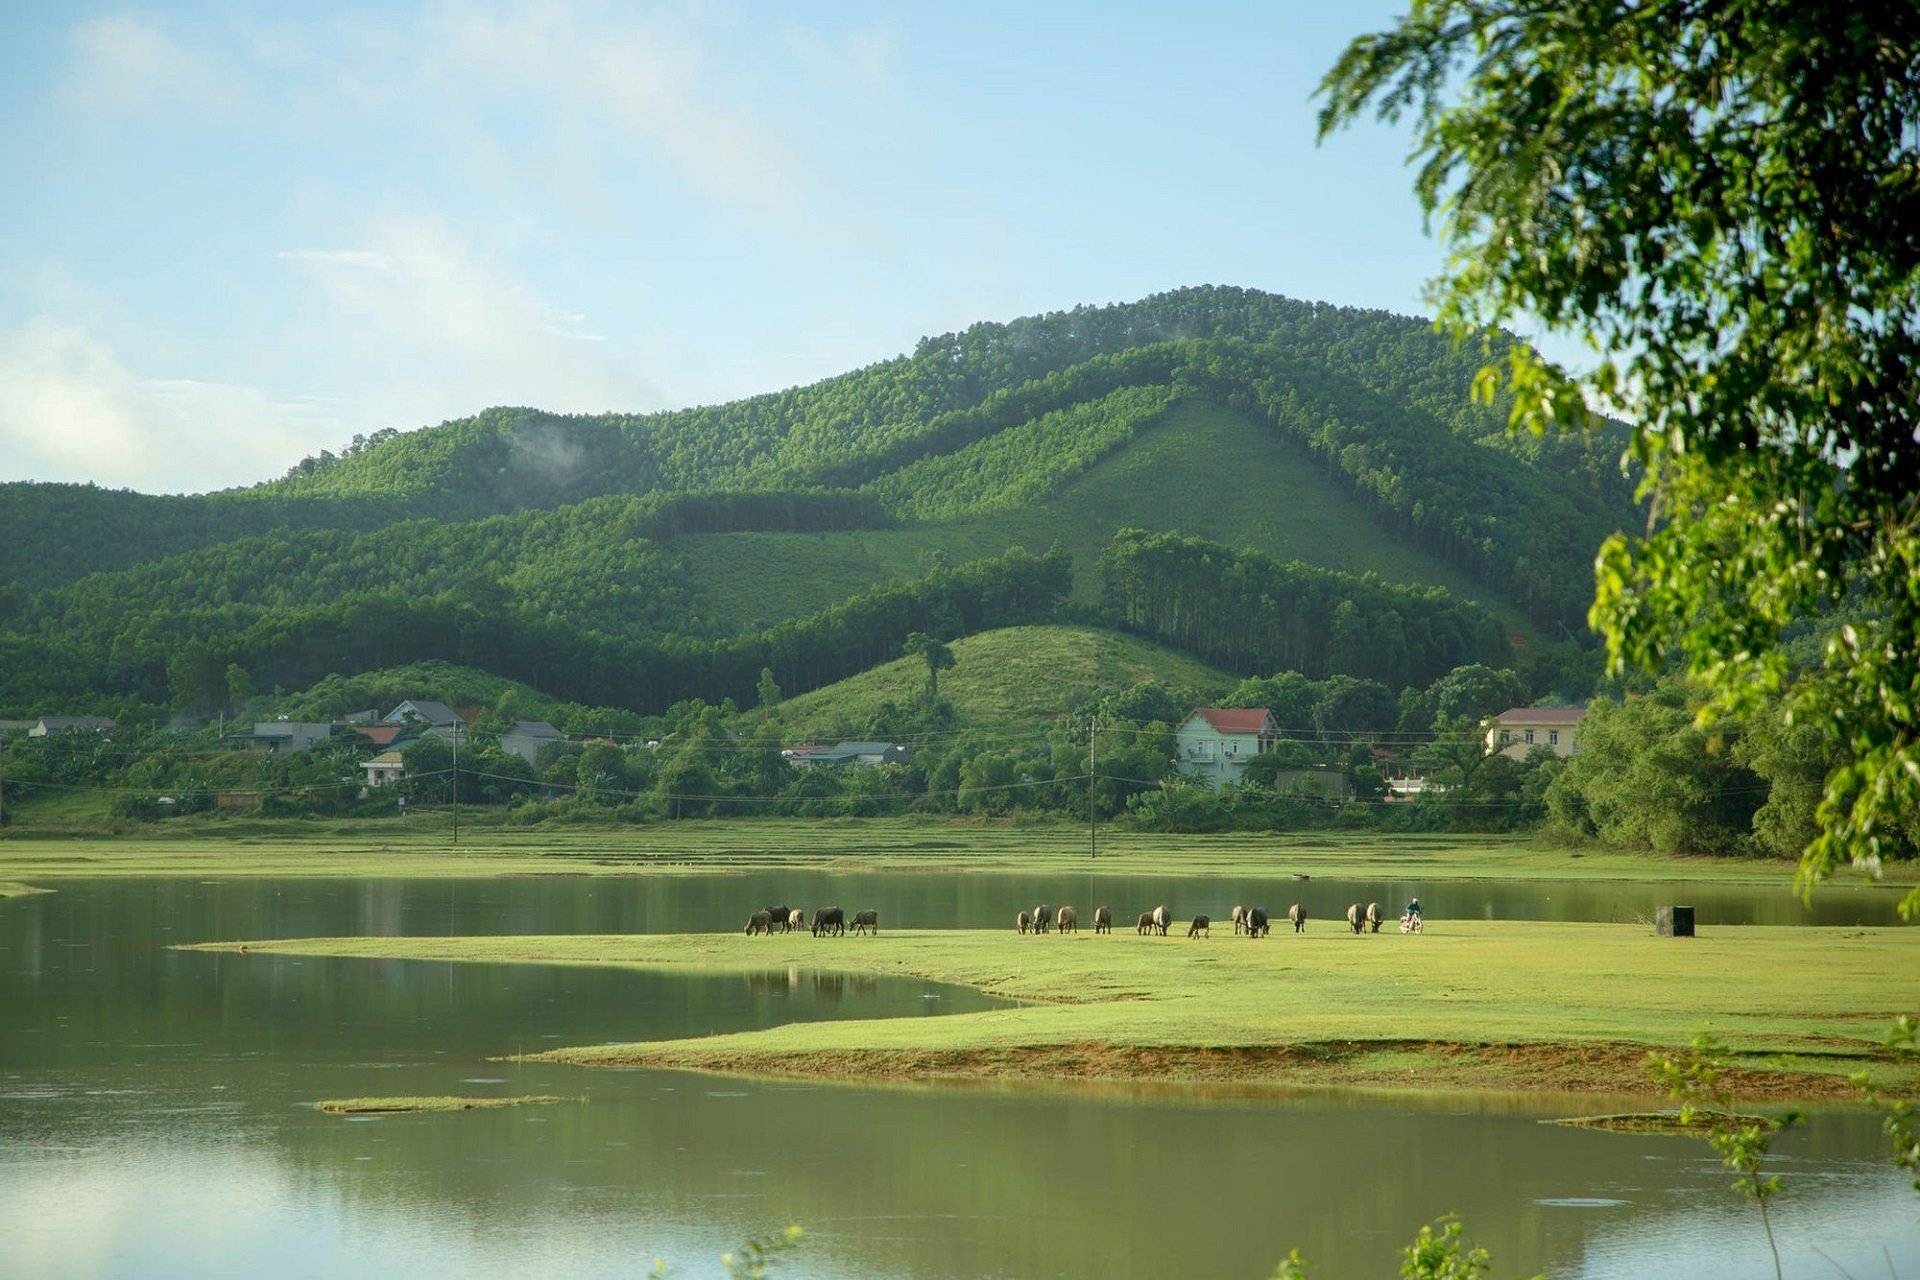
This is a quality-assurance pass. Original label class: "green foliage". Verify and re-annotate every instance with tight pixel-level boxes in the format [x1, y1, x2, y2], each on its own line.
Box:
[1321, 4, 1920, 915]
[1543, 682, 1767, 855]
[1101, 528, 1508, 684]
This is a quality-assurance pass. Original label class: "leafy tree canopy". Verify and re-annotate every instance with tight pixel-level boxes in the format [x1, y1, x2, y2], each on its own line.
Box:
[1322, 2, 1920, 914]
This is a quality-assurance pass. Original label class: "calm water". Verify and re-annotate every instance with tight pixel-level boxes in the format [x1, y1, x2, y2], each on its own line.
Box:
[1, 875, 1914, 1279]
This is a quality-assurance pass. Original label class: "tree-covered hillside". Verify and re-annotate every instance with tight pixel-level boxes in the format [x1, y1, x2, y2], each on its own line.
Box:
[0, 285, 1635, 727]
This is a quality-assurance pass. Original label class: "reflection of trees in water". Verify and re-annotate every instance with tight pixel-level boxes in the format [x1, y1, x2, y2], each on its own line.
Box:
[739, 969, 876, 1001]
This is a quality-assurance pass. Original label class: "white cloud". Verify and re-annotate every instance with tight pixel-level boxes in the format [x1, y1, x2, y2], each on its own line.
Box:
[279, 212, 661, 418]
[59, 15, 245, 119]
[0, 318, 333, 493]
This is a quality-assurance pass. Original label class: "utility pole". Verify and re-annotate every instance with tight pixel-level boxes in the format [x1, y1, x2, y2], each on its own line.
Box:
[1088, 715, 1098, 860]
[1, 732, 7, 830]
[450, 725, 459, 848]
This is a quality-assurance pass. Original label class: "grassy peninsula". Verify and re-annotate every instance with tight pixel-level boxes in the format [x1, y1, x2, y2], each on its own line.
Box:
[186, 920, 1916, 1100]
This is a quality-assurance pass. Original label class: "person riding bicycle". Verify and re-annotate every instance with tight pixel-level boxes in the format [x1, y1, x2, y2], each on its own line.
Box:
[1405, 896, 1421, 921]
[1403, 897, 1422, 930]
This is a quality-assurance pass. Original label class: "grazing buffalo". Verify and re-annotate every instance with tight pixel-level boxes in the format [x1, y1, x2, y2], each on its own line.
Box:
[1017, 910, 1033, 934]
[1188, 914, 1210, 939]
[1151, 904, 1171, 937]
[811, 906, 846, 937]
[1093, 905, 1112, 934]
[1136, 912, 1154, 935]
[1032, 903, 1054, 934]
[1245, 907, 1270, 937]
[745, 909, 773, 936]
[1057, 905, 1079, 934]
[850, 909, 878, 936]
[787, 908, 806, 932]
[1231, 905, 1246, 935]
[1347, 903, 1364, 934]
[1365, 902, 1383, 933]
[767, 905, 791, 933]
[1288, 902, 1306, 933]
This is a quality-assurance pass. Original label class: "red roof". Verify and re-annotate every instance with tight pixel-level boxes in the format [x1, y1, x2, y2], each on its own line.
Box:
[353, 724, 404, 746]
[1193, 708, 1273, 735]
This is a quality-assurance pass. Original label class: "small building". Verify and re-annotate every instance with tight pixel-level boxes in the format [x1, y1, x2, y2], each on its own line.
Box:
[784, 741, 908, 767]
[363, 751, 407, 788]
[246, 721, 333, 754]
[1173, 708, 1277, 789]
[1486, 706, 1587, 760]
[383, 700, 461, 727]
[502, 720, 566, 764]
[28, 716, 115, 737]
[350, 724, 406, 749]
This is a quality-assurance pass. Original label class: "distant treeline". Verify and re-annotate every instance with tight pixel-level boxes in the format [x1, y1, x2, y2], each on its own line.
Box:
[3, 545, 1072, 718]
[1099, 529, 1508, 686]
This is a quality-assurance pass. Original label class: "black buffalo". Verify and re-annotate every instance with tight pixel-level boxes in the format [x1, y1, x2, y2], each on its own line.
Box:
[811, 906, 845, 936]
[1245, 907, 1270, 937]
[850, 909, 878, 935]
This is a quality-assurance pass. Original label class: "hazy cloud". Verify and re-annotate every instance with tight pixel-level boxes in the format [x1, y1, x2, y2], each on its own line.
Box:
[60, 15, 245, 119]
[0, 318, 335, 493]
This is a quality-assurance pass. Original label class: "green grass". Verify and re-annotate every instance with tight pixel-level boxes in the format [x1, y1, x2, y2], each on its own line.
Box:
[675, 400, 1527, 636]
[763, 624, 1235, 738]
[189, 922, 1918, 1099]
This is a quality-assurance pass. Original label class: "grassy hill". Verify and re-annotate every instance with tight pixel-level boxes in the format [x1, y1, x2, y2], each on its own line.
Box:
[0, 286, 1630, 720]
[674, 398, 1512, 633]
[760, 625, 1235, 741]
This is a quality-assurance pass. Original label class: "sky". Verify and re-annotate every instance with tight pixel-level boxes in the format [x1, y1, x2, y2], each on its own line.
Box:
[1, 1, 1480, 495]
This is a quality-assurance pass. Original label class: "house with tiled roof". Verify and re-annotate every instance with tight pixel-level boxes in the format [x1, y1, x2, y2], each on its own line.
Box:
[784, 741, 908, 767]
[28, 716, 115, 737]
[502, 720, 566, 764]
[1173, 707, 1277, 789]
[1485, 706, 1587, 760]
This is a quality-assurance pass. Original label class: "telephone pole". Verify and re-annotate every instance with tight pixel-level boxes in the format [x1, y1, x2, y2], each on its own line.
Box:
[1088, 715, 1098, 860]
[450, 725, 459, 847]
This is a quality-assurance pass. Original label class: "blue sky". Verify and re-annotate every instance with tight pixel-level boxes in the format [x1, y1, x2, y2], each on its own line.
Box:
[2, 1, 1479, 494]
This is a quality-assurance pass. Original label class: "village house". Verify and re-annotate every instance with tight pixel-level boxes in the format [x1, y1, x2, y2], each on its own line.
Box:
[28, 716, 116, 737]
[382, 700, 469, 743]
[783, 741, 909, 767]
[1172, 707, 1277, 789]
[1485, 706, 1587, 760]
[362, 751, 407, 788]
[501, 720, 566, 764]
[240, 721, 334, 753]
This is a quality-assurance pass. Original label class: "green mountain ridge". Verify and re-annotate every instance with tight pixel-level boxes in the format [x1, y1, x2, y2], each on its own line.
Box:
[0, 285, 1634, 721]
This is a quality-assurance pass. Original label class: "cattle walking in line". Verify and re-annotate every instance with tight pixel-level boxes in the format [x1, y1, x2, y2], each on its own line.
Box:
[787, 908, 805, 932]
[1288, 902, 1306, 933]
[1245, 907, 1270, 937]
[1092, 905, 1112, 933]
[1032, 903, 1054, 934]
[1017, 910, 1033, 934]
[1136, 911, 1154, 935]
[1151, 904, 1171, 936]
[745, 909, 773, 935]
[1231, 905, 1246, 935]
[1188, 914, 1210, 938]
[811, 906, 846, 936]
[1057, 905, 1079, 934]
[768, 904, 791, 933]
[1365, 902, 1383, 933]
[850, 909, 878, 936]
[1347, 903, 1365, 934]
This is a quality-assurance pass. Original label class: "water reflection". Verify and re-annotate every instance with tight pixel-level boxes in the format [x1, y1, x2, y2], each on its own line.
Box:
[0, 878, 1913, 1280]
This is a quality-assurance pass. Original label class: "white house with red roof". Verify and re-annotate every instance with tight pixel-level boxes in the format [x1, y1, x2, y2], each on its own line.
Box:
[1173, 707, 1277, 788]
[1485, 706, 1587, 759]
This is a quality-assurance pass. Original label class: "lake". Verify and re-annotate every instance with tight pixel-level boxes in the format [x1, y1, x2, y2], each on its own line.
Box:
[1, 874, 1913, 1278]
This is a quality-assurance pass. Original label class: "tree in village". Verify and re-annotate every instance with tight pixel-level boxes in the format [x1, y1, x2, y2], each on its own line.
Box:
[1321, 2, 1920, 915]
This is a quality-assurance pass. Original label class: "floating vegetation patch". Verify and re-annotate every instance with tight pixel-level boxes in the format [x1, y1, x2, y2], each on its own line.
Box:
[315, 1095, 577, 1115]
[0, 882, 52, 899]
[1547, 1110, 1779, 1135]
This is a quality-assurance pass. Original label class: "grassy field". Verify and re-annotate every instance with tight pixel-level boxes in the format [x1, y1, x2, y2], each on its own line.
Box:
[186, 921, 1918, 1100]
[2, 822, 1895, 888]
[766, 625, 1236, 738]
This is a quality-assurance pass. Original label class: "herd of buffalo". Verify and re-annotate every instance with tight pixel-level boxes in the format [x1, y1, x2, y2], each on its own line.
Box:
[746, 899, 1415, 937]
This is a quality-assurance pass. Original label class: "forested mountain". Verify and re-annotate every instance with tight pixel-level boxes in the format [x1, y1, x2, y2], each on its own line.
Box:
[0, 286, 1637, 724]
